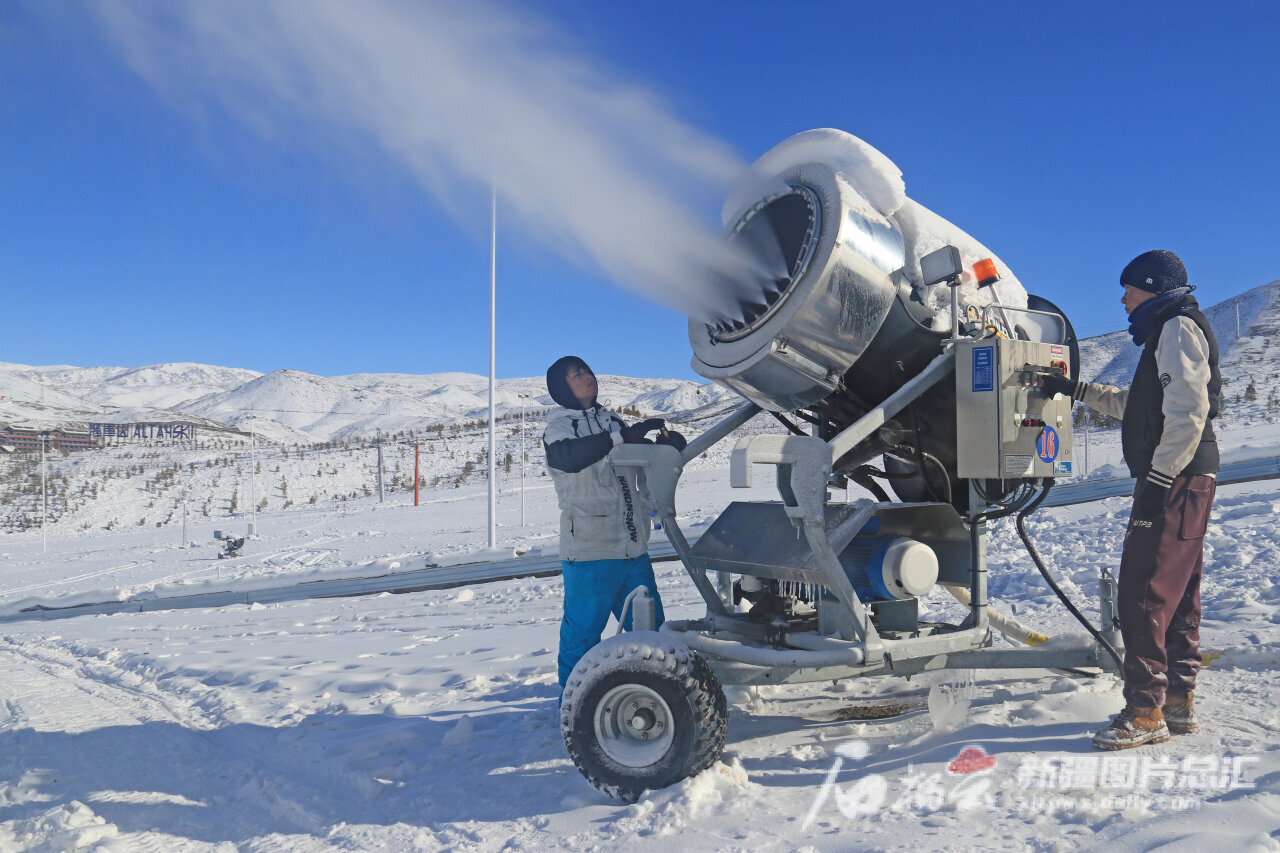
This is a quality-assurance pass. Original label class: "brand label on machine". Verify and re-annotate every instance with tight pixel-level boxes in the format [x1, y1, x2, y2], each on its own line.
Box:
[1036, 426, 1059, 462]
[972, 346, 994, 392]
[1053, 460, 1073, 476]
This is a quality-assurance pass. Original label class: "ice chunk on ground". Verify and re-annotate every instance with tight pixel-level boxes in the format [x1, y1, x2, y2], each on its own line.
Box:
[927, 672, 977, 731]
[0, 800, 118, 852]
[442, 714, 474, 747]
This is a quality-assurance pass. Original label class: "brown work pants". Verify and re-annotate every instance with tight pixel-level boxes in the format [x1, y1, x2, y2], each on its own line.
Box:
[1118, 474, 1216, 708]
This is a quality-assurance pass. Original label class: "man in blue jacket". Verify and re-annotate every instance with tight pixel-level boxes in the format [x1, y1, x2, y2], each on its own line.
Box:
[542, 356, 686, 691]
[1041, 250, 1220, 749]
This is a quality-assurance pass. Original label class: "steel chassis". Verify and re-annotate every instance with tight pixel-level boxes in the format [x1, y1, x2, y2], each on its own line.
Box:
[609, 349, 1122, 687]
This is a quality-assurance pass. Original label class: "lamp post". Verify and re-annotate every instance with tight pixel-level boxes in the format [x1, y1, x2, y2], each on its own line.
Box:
[487, 184, 497, 550]
[248, 415, 258, 537]
[40, 432, 48, 554]
[518, 393, 529, 526]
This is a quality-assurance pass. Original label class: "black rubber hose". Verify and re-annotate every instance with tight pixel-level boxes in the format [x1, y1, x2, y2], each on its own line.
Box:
[906, 407, 939, 502]
[862, 456, 923, 479]
[1014, 478, 1125, 674]
[850, 470, 892, 503]
[972, 481, 1037, 524]
[771, 411, 808, 436]
[918, 451, 953, 505]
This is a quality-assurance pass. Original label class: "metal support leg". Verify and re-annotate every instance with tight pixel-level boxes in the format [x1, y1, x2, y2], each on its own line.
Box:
[965, 481, 990, 635]
[717, 571, 734, 610]
[1099, 567, 1122, 666]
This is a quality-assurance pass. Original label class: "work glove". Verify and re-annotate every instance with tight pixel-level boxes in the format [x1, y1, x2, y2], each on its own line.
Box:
[1036, 372, 1078, 399]
[655, 429, 688, 452]
[1134, 479, 1171, 521]
[620, 418, 664, 444]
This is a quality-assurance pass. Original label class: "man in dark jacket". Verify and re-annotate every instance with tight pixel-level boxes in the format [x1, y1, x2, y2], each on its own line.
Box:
[542, 355, 686, 691]
[1041, 250, 1220, 750]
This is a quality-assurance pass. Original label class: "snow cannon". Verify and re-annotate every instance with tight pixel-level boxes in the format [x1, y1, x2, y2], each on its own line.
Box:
[559, 130, 1123, 804]
[689, 129, 1081, 511]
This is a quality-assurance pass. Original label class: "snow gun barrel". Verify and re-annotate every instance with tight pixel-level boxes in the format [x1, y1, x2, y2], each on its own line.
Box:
[687, 130, 1079, 512]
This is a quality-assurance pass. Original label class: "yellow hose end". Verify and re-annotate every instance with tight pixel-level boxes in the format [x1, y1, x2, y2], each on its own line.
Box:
[1024, 632, 1050, 646]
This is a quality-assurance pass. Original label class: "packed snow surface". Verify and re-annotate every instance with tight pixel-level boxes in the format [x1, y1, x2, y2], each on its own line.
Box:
[3, 412, 1280, 850]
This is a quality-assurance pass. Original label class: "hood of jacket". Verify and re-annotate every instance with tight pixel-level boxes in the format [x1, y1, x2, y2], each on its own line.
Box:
[546, 355, 596, 409]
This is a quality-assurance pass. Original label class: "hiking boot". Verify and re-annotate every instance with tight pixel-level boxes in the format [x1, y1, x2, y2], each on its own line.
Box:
[1092, 706, 1171, 750]
[1162, 691, 1200, 735]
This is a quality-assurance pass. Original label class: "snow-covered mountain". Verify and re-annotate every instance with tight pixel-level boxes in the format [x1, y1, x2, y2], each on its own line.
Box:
[1073, 278, 1280, 424]
[0, 360, 738, 443]
[4, 278, 1278, 444]
[1076, 278, 1280, 389]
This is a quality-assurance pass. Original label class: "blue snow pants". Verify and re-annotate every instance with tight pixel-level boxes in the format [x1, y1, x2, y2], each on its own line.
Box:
[557, 554, 666, 689]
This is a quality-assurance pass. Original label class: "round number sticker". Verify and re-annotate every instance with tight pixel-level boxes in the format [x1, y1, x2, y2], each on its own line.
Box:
[1036, 426, 1059, 462]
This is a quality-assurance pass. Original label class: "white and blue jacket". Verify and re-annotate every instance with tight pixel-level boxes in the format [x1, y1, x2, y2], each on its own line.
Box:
[543, 405, 651, 562]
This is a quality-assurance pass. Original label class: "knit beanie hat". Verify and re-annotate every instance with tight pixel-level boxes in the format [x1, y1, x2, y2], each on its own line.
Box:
[1120, 250, 1187, 294]
[546, 355, 595, 409]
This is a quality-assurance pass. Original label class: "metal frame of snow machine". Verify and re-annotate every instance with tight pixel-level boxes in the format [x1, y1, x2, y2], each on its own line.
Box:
[558, 348, 1124, 803]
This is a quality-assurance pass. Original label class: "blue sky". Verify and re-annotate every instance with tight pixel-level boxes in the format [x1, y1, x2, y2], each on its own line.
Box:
[3, 2, 1278, 382]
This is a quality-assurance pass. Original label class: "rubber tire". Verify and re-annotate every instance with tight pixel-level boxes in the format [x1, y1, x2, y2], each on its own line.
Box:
[560, 631, 728, 803]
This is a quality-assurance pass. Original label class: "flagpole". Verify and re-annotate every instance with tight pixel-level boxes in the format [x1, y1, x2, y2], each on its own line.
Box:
[488, 184, 497, 550]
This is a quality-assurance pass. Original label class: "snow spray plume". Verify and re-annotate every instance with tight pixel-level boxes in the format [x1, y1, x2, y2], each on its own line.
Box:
[92, 0, 761, 322]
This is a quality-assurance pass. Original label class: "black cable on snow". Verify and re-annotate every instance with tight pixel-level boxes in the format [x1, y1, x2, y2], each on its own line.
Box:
[1014, 478, 1125, 674]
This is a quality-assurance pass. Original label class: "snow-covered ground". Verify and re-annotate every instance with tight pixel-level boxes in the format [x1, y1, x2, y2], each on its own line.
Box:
[2, 407, 1280, 852]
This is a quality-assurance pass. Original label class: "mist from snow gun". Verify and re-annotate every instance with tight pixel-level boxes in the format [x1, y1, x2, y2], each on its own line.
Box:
[92, 0, 763, 323]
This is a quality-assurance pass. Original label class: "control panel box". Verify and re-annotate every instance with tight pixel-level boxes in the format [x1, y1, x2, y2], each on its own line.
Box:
[955, 338, 1074, 480]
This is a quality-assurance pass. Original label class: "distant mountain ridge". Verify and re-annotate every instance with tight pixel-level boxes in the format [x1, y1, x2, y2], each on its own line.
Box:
[0, 360, 737, 444]
[1080, 277, 1280, 386]
[4, 277, 1277, 443]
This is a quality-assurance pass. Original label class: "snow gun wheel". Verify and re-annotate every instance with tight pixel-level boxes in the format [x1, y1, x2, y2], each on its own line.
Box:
[560, 632, 727, 804]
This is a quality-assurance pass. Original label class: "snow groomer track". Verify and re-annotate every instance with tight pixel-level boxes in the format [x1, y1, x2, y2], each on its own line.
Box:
[7, 454, 1280, 624]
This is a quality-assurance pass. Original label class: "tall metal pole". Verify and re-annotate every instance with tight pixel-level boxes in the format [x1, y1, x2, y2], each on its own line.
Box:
[1083, 417, 1089, 477]
[414, 442, 420, 507]
[248, 418, 257, 537]
[487, 184, 497, 549]
[520, 394, 526, 527]
[179, 456, 188, 548]
[40, 433, 47, 553]
[376, 430, 385, 504]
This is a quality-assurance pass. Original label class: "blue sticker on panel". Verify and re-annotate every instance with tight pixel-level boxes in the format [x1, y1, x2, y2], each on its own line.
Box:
[972, 347, 994, 392]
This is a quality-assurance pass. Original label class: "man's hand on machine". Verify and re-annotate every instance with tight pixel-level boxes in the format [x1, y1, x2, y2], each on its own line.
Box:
[1035, 371, 1079, 400]
[620, 418, 665, 444]
[655, 429, 687, 451]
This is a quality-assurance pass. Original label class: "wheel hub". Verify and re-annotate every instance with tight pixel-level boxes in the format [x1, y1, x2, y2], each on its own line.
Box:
[628, 707, 657, 732]
[594, 684, 675, 767]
